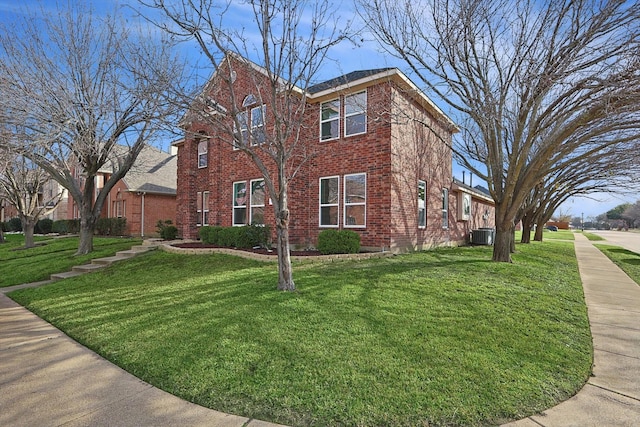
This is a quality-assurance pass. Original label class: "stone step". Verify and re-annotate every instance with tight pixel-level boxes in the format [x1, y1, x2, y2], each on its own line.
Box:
[73, 264, 107, 273]
[50, 270, 85, 280]
[91, 255, 132, 266]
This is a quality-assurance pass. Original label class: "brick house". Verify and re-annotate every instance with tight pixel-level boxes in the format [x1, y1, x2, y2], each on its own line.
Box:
[175, 55, 495, 251]
[67, 144, 177, 237]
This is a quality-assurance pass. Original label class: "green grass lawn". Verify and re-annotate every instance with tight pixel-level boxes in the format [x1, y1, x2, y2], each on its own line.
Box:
[596, 244, 640, 285]
[516, 229, 575, 242]
[582, 232, 605, 241]
[7, 241, 592, 426]
[0, 234, 142, 287]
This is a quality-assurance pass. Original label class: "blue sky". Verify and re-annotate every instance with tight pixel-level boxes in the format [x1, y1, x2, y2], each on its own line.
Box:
[1, 0, 636, 219]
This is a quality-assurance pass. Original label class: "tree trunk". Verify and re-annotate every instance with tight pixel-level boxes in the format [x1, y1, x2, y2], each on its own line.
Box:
[493, 228, 513, 262]
[0, 227, 4, 243]
[76, 202, 97, 255]
[520, 215, 534, 243]
[22, 217, 36, 248]
[276, 209, 295, 291]
[533, 220, 544, 241]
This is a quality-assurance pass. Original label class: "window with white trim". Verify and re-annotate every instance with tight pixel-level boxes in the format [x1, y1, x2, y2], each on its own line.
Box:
[234, 111, 248, 149]
[197, 191, 202, 226]
[251, 105, 266, 145]
[344, 173, 366, 227]
[418, 180, 426, 228]
[345, 91, 367, 136]
[197, 139, 208, 168]
[442, 188, 449, 229]
[233, 181, 247, 226]
[250, 179, 265, 225]
[320, 99, 340, 141]
[202, 191, 210, 225]
[319, 176, 339, 227]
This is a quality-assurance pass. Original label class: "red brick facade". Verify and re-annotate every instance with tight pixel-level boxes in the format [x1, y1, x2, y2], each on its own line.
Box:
[176, 55, 495, 251]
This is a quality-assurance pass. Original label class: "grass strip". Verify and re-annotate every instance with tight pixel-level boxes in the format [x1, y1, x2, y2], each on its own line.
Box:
[596, 244, 640, 286]
[8, 241, 592, 426]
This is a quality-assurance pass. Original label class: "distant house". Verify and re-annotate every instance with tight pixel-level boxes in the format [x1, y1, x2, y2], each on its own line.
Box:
[175, 54, 495, 251]
[67, 144, 178, 237]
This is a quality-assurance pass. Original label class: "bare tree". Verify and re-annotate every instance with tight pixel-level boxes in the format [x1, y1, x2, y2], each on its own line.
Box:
[360, 0, 640, 261]
[141, 0, 349, 290]
[0, 2, 186, 254]
[0, 146, 63, 248]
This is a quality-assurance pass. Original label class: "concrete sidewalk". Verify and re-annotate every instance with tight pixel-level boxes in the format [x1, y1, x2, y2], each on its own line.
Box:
[1, 233, 639, 426]
[503, 233, 640, 426]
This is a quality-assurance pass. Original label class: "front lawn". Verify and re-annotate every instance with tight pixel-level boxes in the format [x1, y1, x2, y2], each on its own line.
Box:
[0, 235, 142, 287]
[8, 242, 592, 426]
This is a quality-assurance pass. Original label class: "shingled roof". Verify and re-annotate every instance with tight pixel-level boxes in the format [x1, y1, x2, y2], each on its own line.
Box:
[307, 68, 396, 94]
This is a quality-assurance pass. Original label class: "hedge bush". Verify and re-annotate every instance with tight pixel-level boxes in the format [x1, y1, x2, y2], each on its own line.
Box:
[35, 218, 53, 234]
[96, 218, 127, 236]
[317, 229, 361, 254]
[156, 220, 179, 240]
[199, 225, 271, 249]
[7, 217, 22, 232]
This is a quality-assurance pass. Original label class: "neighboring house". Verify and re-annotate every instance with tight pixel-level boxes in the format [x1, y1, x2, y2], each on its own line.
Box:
[175, 54, 495, 251]
[67, 144, 177, 237]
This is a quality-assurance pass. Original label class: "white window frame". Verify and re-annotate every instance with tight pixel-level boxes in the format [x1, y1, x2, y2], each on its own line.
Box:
[233, 181, 247, 226]
[250, 179, 265, 225]
[319, 176, 340, 227]
[202, 191, 210, 225]
[344, 173, 366, 228]
[418, 180, 426, 228]
[196, 191, 202, 226]
[442, 188, 449, 229]
[197, 139, 208, 168]
[233, 111, 248, 150]
[320, 98, 340, 141]
[344, 91, 367, 137]
[250, 105, 266, 146]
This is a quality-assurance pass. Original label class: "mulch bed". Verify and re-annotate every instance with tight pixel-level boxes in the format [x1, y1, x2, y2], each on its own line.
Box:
[172, 242, 322, 257]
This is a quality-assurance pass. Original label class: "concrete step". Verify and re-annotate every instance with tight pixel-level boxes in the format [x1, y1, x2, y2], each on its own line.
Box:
[91, 255, 132, 266]
[73, 264, 107, 273]
[50, 271, 85, 280]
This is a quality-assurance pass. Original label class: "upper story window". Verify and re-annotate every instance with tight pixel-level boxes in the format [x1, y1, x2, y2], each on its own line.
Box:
[234, 105, 266, 149]
[196, 133, 208, 168]
[345, 91, 367, 137]
[320, 99, 340, 141]
[344, 173, 366, 227]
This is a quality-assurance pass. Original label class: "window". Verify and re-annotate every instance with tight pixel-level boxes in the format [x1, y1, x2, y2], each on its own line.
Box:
[319, 176, 339, 226]
[203, 191, 210, 225]
[320, 99, 340, 140]
[114, 200, 125, 218]
[442, 188, 449, 229]
[234, 111, 248, 149]
[233, 182, 247, 226]
[251, 105, 266, 145]
[344, 173, 366, 227]
[197, 139, 208, 168]
[196, 191, 202, 226]
[418, 180, 426, 228]
[250, 179, 265, 225]
[345, 91, 366, 136]
[196, 191, 209, 226]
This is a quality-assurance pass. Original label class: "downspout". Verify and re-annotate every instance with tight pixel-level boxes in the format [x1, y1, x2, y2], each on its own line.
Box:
[139, 192, 146, 237]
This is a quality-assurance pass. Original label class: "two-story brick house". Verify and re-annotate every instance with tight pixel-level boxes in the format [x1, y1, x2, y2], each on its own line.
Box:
[175, 55, 495, 252]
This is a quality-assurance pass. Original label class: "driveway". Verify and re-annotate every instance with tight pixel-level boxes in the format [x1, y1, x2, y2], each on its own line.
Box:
[589, 230, 640, 254]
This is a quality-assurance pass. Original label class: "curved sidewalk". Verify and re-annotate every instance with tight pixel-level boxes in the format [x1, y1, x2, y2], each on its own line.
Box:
[503, 233, 640, 426]
[1, 234, 639, 426]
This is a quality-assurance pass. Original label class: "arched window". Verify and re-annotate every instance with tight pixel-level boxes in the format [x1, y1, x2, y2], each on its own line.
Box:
[196, 132, 208, 168]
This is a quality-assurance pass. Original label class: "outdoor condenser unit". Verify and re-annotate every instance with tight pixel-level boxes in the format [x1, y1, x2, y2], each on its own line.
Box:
[471, 228, 495, 245]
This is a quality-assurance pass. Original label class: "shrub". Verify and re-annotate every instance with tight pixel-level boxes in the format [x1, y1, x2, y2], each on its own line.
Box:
[52, 220, 69, 234]
[7, 217, 22, 232]
[317, 229, 361, 255]
[156, 219, 178, 240]
[198, 225, 271, 249]
[35, 218, 53, 234]
[96, 218, 127, 236]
